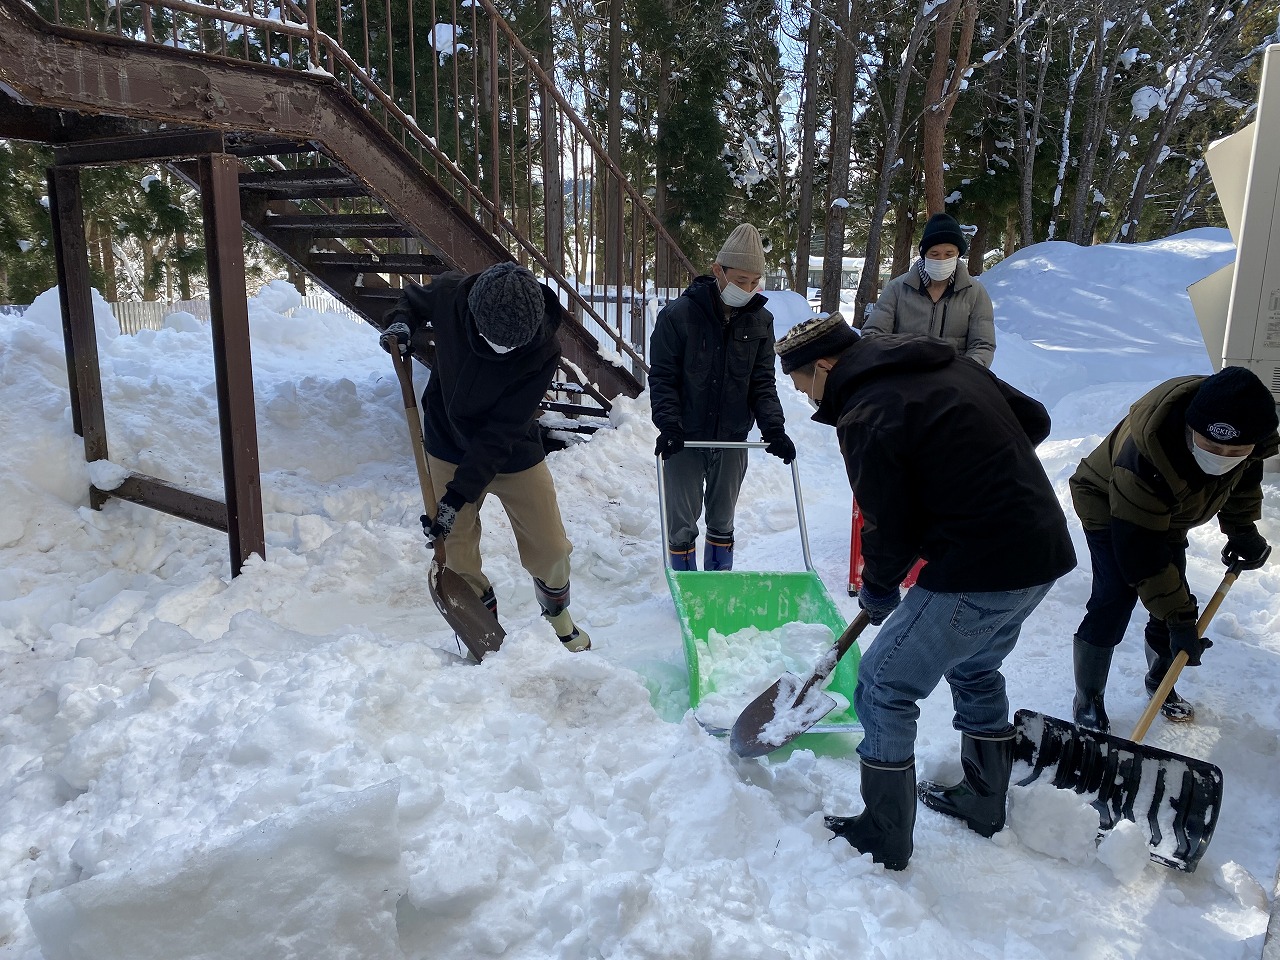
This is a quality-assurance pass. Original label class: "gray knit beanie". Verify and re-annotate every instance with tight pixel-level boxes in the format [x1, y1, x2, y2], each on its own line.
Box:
[467, 262, 545, 349]
[716, 223, 767, 276]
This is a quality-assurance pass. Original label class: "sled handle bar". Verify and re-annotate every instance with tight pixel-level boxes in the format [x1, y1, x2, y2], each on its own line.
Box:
[655, 440, 815, 572]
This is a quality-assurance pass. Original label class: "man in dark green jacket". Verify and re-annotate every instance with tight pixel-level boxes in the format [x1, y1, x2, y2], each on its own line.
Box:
[648, 223, 793, 571]
[1070, 367, 1279, 730]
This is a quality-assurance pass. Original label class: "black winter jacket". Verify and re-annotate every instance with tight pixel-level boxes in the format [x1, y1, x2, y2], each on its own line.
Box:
[383, 271, 560, 504]
[648, 276, 786, 442]
[814, 333, 1076, 594]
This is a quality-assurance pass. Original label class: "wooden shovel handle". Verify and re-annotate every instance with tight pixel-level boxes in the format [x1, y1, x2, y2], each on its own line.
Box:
[792, 610, 871, 704]
[388, 346, 447, 567]
[1129, 565, 1241, 742]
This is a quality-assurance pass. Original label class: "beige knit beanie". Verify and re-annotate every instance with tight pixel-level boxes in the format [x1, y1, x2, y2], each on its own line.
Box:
[716, 223, 767, 275]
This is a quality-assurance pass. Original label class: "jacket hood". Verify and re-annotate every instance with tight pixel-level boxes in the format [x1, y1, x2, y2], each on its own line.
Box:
[811, 334, 957, 425]
[459, 271, 561, 358]
[1127, 375, 1280, 496]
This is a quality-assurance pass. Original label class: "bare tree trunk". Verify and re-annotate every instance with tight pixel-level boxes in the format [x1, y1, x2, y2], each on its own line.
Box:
[176, 227, 192, 301]
[820, 0, 856, 314]
[95, 224, 118, 302]
[538, 0, 564, 277]
[603, 0, 622, 286]
[1117, 6, 1237, 242]
[1014, 17, 1051, 248]
[653, 65, 674, 287]
[891, 153, 920, 277]
[1046, 22, 1090, 241]
[968, 0, 1012, 275]
[920, 0, 978, 215]
[854, 2, 934, 321]
[1066, 2, 1151, 243]
[794, 12, 824, 296]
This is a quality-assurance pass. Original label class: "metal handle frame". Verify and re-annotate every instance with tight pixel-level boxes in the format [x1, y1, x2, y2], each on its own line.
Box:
[655, 439, 815, 572]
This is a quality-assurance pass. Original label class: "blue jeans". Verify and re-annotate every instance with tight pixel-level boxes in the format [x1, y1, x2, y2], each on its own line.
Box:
[856, 582, 1055, 764]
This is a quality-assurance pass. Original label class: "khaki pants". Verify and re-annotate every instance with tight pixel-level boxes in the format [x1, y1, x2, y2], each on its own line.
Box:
[427, 455, 573, 599]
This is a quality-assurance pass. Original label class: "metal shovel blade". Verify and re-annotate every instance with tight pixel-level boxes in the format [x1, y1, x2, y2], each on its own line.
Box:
[430, 562, 505, 662]
[1012, 709, 1222, 873]
[730, 673, 838, 758]
[729, 611, 870, 758]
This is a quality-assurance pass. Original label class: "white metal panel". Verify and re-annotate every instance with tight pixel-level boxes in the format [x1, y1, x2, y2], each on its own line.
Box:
[1224, 44, 1280, 399]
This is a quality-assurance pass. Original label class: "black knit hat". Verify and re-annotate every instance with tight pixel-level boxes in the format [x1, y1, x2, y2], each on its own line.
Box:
[1185, 366, 1278, 445]
[467, 263, 545, 349]
[775, 312, 859, 374]
[919, 213, 968, 256]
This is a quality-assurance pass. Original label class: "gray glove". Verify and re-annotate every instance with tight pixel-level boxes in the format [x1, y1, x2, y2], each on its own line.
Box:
[380, 321, 411, 355]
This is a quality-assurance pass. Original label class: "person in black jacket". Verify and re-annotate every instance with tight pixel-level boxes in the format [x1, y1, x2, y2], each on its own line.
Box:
[648, 223, 794, 571]
[381, 263, 589, 651]
[775, 314, 1076, 871]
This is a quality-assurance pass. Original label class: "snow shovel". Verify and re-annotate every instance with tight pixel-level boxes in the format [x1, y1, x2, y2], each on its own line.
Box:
[730, 610, 871, 758]
[387, 342, 504, 662]
[1011, 561, 1242, 873]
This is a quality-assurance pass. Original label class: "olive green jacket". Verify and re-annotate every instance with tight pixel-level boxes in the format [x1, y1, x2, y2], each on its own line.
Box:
[1070, 375, 1278, 620]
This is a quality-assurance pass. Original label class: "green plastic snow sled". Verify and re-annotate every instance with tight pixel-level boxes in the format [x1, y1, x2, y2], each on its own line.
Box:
[658, 441, 861, 748]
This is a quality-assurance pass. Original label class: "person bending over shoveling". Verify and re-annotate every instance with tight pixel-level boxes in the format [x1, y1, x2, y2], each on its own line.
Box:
[381, 262, 591, 652]
[1069, 366, 1278, 732]
[774, 315, 1075, 870]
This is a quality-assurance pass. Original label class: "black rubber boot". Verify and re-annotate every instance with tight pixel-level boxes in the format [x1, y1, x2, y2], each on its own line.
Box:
[824, 758, 915, 871]
[1072, 638, 1112, 733]
[1144, 643, 1195, 723]
[918, 728, 1014, 838]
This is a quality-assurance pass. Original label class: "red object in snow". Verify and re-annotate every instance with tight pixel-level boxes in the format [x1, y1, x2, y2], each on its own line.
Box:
[848, 497, 926, 595]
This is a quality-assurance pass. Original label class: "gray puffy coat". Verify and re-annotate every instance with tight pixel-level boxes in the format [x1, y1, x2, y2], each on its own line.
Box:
[862, 261, 995, 367]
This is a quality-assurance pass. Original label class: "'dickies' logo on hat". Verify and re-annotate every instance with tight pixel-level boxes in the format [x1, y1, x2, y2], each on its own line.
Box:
[1205, 421, 1242, 442]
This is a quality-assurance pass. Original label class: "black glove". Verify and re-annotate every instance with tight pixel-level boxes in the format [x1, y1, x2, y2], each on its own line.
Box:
[1222, 529, 1271, 571]
[764, 432, 797, 464]
[1167, 615, 1211, 667]
[380, 321, 411, 355]
[857, 583, 900, 626]
[655, 431, 685, 460]
[423, 489, 466, 545]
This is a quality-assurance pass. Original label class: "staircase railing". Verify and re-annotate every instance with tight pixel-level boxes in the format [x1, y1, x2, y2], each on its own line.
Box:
[30, 0, 697, 382]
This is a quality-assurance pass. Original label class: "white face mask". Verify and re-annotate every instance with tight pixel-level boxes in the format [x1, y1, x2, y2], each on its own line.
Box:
[1190, 443, 1247, 476]
[720, 281, 756, 309]
[923, 256, 958, 282]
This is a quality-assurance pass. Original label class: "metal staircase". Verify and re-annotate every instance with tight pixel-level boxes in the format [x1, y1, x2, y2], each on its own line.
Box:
[0, 0, 695, 572]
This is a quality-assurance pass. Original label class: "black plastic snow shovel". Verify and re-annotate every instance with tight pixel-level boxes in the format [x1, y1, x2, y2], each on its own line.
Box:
[1012, 562, 1242, 873]
[730, 610, 871, 758]
[388, 343, 504, 662]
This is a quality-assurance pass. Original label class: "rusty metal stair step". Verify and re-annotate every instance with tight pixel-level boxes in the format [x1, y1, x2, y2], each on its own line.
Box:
[262, 213, 415, 238]
[309, 251, 445, 273]
[239, 167, 367, 199]
[223, 133, 318, 158]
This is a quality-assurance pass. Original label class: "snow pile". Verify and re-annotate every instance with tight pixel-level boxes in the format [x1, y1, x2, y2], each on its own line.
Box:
[2, 234, 1279, 959]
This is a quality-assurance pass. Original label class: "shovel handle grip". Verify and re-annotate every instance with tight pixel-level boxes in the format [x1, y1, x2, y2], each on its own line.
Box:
[1128, 564, 1241, 742]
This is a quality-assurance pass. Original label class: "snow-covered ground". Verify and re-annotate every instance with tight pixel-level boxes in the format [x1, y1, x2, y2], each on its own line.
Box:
[3, 228, 1278, 959]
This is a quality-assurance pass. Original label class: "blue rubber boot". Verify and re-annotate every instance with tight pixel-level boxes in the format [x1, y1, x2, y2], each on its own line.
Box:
[704, 533, 734, 571]
[669, 546, 697, 571]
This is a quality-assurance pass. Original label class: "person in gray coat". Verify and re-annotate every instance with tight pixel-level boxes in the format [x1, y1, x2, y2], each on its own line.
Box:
[862, 212, 995, 367]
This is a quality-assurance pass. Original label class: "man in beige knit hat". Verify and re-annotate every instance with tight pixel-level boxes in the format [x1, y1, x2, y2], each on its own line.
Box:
[648, 223, 794, 570]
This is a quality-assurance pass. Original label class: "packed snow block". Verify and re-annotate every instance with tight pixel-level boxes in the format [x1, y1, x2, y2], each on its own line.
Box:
[26, 780, 407, 960]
